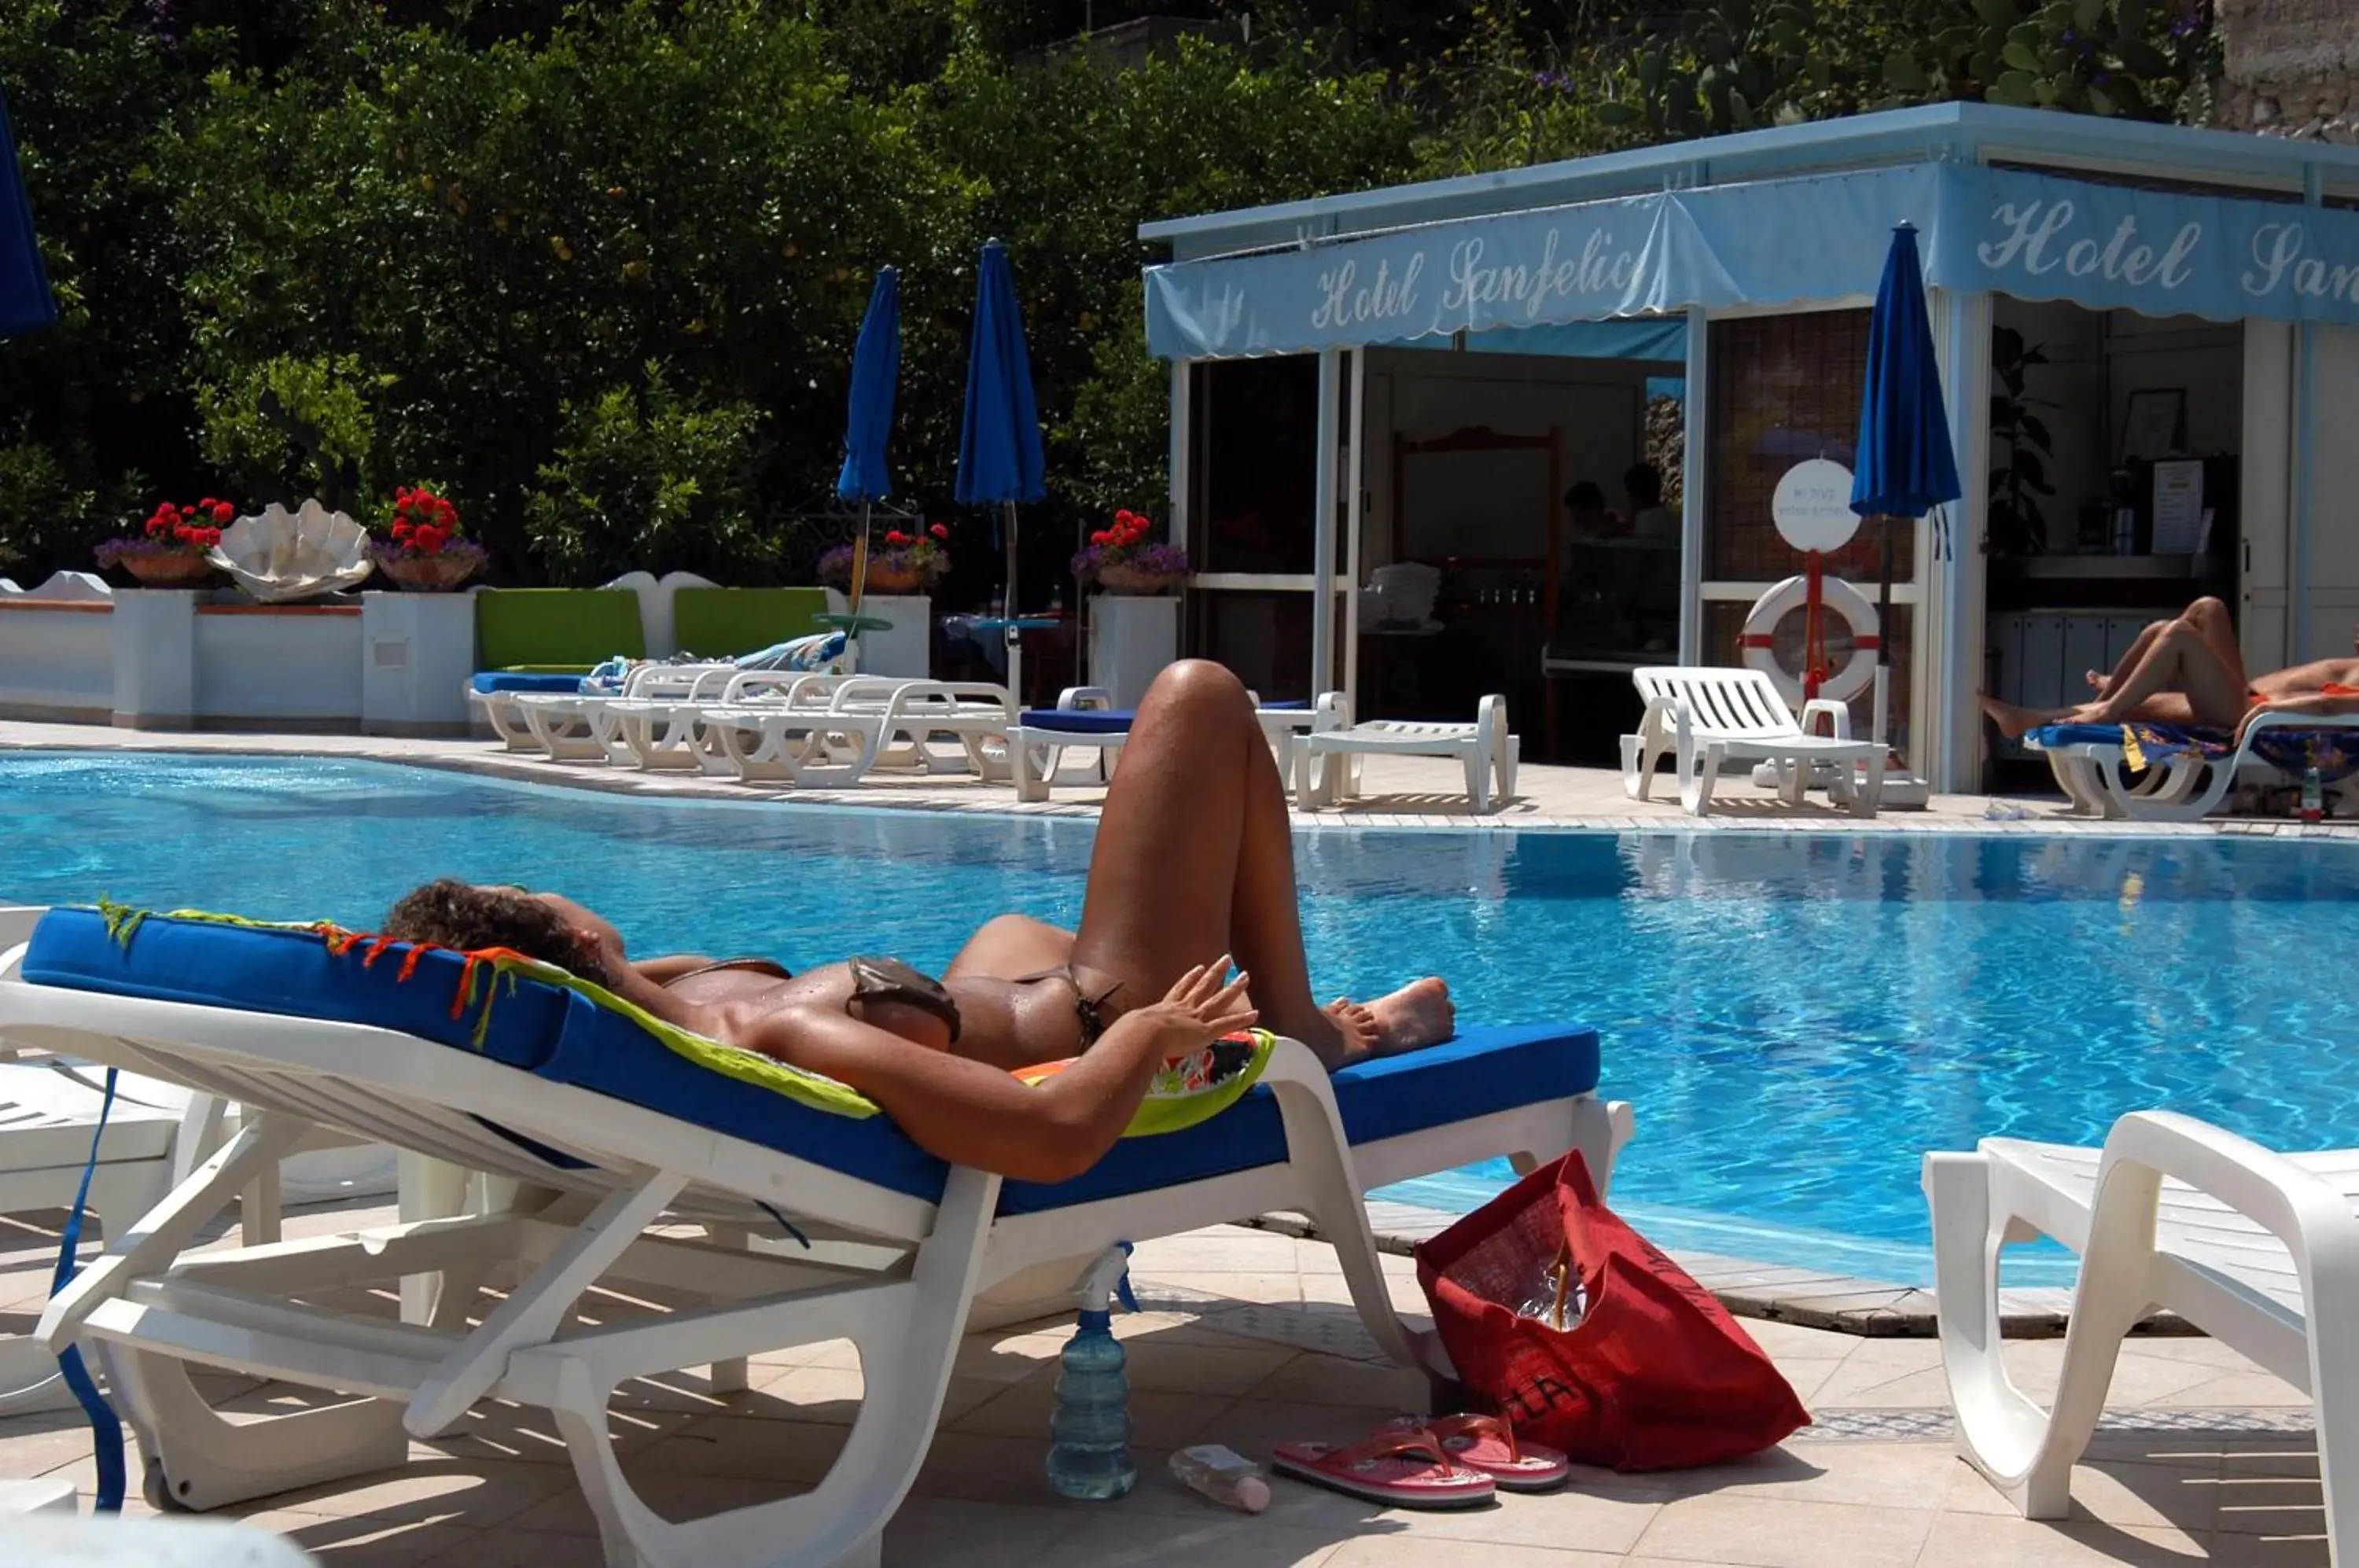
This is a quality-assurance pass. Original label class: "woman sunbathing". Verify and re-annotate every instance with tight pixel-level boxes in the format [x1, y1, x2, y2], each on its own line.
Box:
[383, 660, 1456, 1183]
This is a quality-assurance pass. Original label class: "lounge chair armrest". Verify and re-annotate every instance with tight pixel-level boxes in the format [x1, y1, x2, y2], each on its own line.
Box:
[1801, 699, 1852, 739]
[2092, 1110, 2359, 1282]
[1058, 686, 1115, 712]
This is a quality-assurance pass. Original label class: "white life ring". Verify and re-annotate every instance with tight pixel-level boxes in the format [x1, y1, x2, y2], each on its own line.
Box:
[1739, 573, 1880, 707]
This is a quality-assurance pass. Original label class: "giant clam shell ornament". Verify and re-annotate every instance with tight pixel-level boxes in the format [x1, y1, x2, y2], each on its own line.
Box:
[207, 499, 375, 602]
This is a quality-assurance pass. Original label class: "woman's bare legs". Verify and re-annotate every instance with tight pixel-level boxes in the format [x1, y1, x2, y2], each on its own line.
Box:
[1987, 598, 2250, 738]
[1068, 661, 1450, 1067]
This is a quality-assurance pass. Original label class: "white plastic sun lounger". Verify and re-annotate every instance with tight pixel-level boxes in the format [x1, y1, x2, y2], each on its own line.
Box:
[2, 908, 1627, 1568]
[1003, 690, 1348, 803]
[1297, 695, 1518, 815]
[513, 664, 742, 764]
[2024, 712, 2359, 822]
[1925, 1113, 2359, 1562]
[1621, 667, 1885, 818]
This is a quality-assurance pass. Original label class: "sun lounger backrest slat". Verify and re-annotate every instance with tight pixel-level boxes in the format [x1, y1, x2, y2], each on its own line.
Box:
[1636, 667, 1801, 741]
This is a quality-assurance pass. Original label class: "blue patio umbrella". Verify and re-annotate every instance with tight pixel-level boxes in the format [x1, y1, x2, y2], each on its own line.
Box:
[1850, 223, 1961, 751]
[831, 268, 901, 654]
[0, 86, 57, 338]
[955, 239, 1047, 698]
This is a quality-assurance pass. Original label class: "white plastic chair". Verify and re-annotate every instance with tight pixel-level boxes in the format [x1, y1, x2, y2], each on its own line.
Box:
[1622, 666, 1885, 817]
[1926, 1112, 2359, 1563]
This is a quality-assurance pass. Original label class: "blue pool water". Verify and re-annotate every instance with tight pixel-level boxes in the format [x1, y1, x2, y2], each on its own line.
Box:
[5, 751, 2357, 1287]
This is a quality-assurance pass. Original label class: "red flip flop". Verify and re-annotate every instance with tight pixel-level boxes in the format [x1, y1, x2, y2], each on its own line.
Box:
[1377, 1413, 1571, 1493]
[1270, 1429, 1497, 1509]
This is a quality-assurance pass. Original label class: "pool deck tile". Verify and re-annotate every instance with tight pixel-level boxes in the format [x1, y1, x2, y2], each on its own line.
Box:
[0, 1219, 2326, 1568]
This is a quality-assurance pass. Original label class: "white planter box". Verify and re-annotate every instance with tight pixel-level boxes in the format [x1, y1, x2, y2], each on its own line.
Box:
[362, 591, 479, 735]
[1087, 594, 1180, 709]
[193, 605, 363, 728]
[112, 589, 199, 729]
[0, 600, 113, 722]
[825, 587, 931, 677]
[112, 591, 367, 731]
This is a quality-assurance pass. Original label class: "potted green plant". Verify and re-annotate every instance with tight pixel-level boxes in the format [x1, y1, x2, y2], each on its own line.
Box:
[1987, 326, 2055, 557]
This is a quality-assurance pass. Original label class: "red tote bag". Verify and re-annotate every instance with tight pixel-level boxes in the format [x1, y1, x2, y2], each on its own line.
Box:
[1414, 1151, 1810, 1470]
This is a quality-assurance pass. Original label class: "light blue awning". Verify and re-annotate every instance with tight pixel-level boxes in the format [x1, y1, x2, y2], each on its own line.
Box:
[1378, 316, 1688, 362]
[1145, 162, 2359, 360]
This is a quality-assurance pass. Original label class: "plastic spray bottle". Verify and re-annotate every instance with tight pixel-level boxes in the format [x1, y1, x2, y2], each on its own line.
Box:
[1045, 1242, 1139, 1500]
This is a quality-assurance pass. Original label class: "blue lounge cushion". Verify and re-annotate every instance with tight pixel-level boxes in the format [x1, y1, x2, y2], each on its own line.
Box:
[470, 672, 586, 697]
[1019, 709, 1135, 734]
[21, 908, 1600, 1217]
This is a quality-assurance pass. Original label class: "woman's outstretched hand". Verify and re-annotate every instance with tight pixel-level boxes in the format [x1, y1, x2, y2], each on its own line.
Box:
[1133, 957, 1257, 1061]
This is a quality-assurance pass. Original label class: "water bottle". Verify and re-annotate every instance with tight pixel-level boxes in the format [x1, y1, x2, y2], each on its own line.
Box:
[1169, 1445, 1271, 1514]
[2302, 766, 2325, 823]
[1046, 1243, 1138, 1500]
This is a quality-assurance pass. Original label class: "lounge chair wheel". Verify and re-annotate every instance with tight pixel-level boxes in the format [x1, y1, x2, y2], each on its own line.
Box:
[144, 1456, 190, 1514]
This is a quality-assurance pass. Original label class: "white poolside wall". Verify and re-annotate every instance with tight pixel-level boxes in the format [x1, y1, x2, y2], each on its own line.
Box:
[0, 597, 113, 723]
[0, 580, 467, 734]
[0, 573, 929, 733]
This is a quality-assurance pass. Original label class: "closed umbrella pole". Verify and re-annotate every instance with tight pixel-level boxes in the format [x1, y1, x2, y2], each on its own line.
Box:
[831, 267, 902, 674]
[1849, 223, 1960, 791]
[955, 240, 1047, 709]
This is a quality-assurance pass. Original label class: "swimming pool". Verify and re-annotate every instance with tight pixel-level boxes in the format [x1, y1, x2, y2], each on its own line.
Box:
[5, 751, 2356, 1286]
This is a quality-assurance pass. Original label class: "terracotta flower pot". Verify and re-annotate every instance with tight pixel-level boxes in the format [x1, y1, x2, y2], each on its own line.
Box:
[122, 552, 215, 588]
[380, 552, 481, 591]
[1097, 563, 1186, 596]
[861, 566, 926, 594]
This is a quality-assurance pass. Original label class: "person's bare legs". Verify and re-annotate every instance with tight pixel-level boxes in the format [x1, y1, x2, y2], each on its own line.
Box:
[2086, 618, 2171, 695]
[1989, 598, 2247, 738]
[2180, 597, 2249, 694]
[1068, 661, 1450, 1066]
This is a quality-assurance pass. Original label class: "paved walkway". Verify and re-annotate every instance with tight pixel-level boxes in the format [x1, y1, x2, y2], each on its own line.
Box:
[0, 1211, 2327, 1568]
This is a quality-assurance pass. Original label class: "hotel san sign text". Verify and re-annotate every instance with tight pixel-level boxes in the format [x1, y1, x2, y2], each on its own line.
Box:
[1975, 194, 2359, 310]
[1143, 161, 2359, 360]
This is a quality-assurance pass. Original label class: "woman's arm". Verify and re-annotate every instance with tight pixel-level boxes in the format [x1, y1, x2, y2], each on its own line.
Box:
[736, 963, 1256, 1183]
[2237, 694, 2359, 741]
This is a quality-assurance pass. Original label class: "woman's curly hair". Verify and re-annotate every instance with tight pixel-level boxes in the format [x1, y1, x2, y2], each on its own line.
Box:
[381, 879, 612, 988]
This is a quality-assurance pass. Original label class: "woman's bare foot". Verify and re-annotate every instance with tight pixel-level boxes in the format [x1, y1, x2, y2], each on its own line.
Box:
[1977, 694, 2076, 742]
[1322, 998, 1379, 1058]
[1361, 977, 1455, 1056]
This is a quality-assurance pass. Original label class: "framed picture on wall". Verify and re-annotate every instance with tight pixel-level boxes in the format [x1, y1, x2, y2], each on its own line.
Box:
[2122, 388, 2186, 462]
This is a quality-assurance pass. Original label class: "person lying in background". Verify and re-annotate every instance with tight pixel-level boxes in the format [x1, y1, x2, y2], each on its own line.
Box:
[1980, 596, 2359, 742]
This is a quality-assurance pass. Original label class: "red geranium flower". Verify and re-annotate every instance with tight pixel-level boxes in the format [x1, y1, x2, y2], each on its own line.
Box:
[412, 525, 448, 555]
[885, 530, 909, 546]
[211, 502, 234, 524]
[929, 524, 948, 540]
